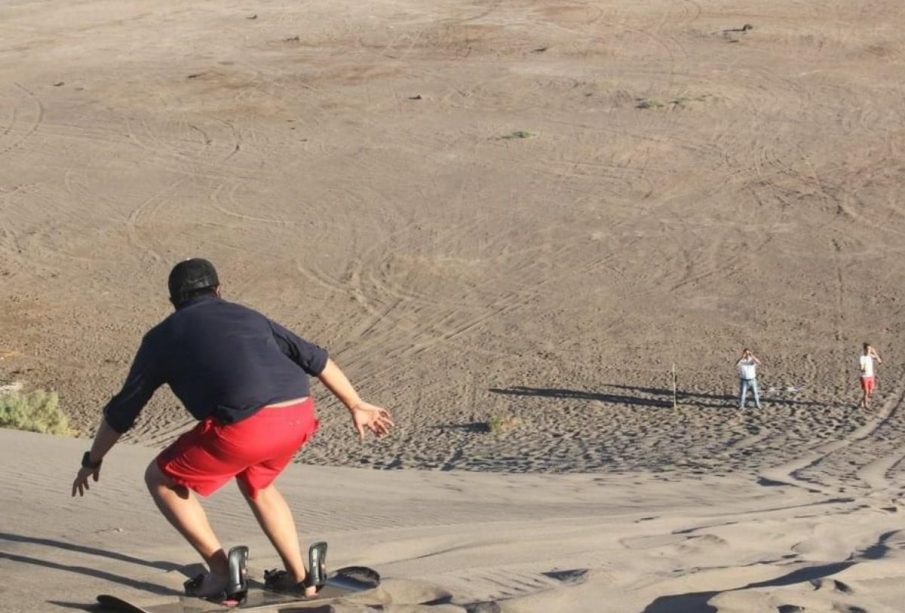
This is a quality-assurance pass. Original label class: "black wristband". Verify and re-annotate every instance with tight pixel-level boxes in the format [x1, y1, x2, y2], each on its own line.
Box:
[82, 451, 102, 469]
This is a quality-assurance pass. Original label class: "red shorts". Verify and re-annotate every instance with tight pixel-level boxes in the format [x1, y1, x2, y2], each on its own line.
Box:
[860, 376, 876, 393]
[156, 398, 318, 499]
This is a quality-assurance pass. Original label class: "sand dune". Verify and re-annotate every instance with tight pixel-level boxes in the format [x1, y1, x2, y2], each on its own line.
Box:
[3, 0, 905, 610]
[5, 427, 905, 612]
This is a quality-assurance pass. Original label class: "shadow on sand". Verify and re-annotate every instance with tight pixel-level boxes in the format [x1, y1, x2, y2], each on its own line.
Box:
[642, 561, 855, 613]
[0, 532, 194, 603]
[642, 531, 899, 612]
[489, 384, 825, 409]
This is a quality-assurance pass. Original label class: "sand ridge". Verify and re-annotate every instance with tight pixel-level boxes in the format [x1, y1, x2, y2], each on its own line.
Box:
[4, 428, 905, 612]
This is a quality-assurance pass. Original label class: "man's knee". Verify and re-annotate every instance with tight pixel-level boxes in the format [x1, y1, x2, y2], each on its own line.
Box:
[240, 480, 275, 503]
[145, 460, 164, 489]
[237, 478, 254, 500]
[145, 460, 188, 498]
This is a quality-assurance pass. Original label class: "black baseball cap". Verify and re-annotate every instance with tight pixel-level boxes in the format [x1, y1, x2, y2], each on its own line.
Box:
[168, 258, 219, 301]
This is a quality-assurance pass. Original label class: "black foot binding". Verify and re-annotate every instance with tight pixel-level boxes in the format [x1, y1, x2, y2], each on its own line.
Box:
[184, 546, 249, 605]
[307, 541, 327, 590]
[226, 545, 249, 604]
[264, 541, 328, 597]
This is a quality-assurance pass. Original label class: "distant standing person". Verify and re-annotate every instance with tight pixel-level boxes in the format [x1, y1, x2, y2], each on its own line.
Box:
[736, 348, 762, 409]
[859, 342, 883, 409]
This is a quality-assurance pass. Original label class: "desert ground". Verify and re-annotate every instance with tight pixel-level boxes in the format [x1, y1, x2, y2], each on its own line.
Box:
[3, 0, 905, 611]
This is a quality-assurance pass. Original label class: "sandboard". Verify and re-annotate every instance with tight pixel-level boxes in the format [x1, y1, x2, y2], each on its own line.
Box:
[97, 566, 381, 613]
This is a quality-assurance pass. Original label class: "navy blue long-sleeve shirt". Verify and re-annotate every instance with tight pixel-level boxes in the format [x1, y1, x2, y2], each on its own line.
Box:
[103, 295, 328, 433]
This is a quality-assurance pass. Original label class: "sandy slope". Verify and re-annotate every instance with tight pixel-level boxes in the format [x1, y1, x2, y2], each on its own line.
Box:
[2, 0, 905, 471]
[4, 427, 905, 613]
[3, 0, 905, 610]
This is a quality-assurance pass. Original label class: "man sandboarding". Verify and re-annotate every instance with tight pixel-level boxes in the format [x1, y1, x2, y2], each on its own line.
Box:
[72, 258, 393, 602]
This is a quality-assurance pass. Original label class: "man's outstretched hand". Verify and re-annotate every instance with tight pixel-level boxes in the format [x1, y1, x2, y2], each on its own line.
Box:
[349, 402, 394, 441]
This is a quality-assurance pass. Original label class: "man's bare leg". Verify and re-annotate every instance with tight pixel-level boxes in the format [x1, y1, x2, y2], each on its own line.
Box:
[145, 461, 229, 595]
[240, 482, 315, 596]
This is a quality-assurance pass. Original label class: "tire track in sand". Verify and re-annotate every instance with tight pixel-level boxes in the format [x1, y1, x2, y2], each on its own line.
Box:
[0, 83, 44, 159]
[758, 377, 905, 496]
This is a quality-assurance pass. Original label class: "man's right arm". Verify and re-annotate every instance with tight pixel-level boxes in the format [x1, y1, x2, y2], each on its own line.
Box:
[102, 333, 165, 434]
[73, 334, 163, 497]
[87, 418, 122, 465]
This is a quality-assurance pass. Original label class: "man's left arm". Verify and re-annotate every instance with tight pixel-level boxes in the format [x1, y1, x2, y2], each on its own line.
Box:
[268, 320, 393, 439]
[317, 358, 393, 440]
[268, 319, 329, 375]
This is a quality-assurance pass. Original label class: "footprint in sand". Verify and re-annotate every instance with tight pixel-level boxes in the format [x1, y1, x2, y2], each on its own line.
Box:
[542, 569, 588, 585]
[377, 578, 455, 606]
[809, 578, 854, 594]
[722, 24, 754, 40]
[466, 602, 502, 613]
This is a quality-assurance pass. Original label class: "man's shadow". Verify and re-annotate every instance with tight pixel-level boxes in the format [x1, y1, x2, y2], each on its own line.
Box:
[0, 532, 202, 607]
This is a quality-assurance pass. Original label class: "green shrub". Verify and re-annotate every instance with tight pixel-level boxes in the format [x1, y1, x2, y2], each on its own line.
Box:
[486, 414, 521, 435]
[499, 130, 535, 140]
[636, 95, 709, 110]
[636, 98, 665, 109]
[0, 389, 71, 436]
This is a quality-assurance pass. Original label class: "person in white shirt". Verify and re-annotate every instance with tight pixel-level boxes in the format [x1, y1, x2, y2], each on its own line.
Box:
[736, 348, 762, 409]
[859, 342, 882, 409]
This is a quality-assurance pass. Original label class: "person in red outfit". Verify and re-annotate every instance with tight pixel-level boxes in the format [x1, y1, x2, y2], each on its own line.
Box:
[72, 258, 393, 600]
[859, 342, 882, 409]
